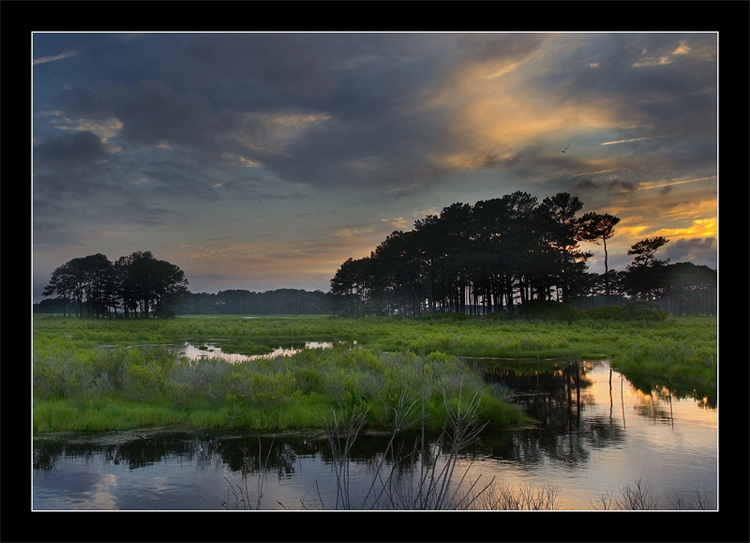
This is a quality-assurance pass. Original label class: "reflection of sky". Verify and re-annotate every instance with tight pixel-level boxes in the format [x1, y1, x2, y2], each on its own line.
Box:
[180, 341, 333, 362]
[473, 361, 717, 509]
[33, 361, 717, 510]
[32, 32, 718, 301]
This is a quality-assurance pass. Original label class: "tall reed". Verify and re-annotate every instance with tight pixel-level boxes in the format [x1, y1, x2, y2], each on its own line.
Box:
[318, 380, 495, 510]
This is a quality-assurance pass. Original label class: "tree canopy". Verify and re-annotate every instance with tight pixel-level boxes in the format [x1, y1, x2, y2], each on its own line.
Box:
[329, 191, 716, 317]
[38, 193, 716, 319]
[42, 251, 188, 318]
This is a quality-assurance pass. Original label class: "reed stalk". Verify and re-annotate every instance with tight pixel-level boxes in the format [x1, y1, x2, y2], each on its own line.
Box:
[323, 404, 369, 509]
[319, 379, 493, 510]
[220, 438, 274, 510]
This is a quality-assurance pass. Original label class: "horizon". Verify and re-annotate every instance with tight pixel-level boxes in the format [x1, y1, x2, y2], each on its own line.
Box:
[33, 32, 718, 304]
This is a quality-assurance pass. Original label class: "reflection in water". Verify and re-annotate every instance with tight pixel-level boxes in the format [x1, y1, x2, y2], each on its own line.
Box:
[467, 359, 626, 470]
[33, 359, 717, 510]
[180, 341, 335, 363]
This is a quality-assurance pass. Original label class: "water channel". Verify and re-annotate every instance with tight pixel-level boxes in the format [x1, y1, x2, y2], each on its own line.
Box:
[32, 355, 717, 511]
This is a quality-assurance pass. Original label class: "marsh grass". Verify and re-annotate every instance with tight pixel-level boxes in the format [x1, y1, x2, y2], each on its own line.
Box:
[33, 398, 178, 432]
[32, 337, 533, 433]
[315, 386, 496, 510]
[218, 439, 274, 510]
[32, 314, 716, 433]
[478, 481, 560, 510]
[591, 479, 659, 510]
[222, 389, 556, 511]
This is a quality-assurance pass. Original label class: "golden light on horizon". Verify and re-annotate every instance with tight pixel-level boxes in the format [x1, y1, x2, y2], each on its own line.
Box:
[654, 217, 717, 239]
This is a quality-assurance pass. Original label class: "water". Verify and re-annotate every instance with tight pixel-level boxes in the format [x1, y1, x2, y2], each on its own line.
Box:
[180, 341, 335, 363]
[32, 360, 717, 510]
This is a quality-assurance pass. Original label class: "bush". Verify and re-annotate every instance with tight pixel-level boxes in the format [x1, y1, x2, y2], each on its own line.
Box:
[521, 301, 582, 321]
[225, 366, 298, 409]
[583, 305, 626, 320]
[622, 301, 668, 321]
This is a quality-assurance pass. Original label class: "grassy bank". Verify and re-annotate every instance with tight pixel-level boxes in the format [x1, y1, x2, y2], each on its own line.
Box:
[32, 313, 717, 433]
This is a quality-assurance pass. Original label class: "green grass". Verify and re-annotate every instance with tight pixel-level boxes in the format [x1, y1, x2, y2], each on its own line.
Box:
[33, 398, 180, 432]
[32, 313, 716, 434]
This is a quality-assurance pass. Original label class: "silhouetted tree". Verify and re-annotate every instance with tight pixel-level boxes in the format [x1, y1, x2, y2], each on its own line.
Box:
[658, 262, 717, 315]
[42, 251, 188, 318]
[627, 236, 670, 267]
[538, 193, 592, 303]
[123, 251, 188, 317]
[624, 237, 670, 301]
[328, 193, 712, 317]
[579, 212, 621, 303]
[331, 257, 372, 316]
[42, 253, 116, 317]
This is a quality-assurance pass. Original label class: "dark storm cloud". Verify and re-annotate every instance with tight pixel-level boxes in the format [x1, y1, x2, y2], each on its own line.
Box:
[33, 130, 114, 195]
[31, 32, 718, 298]
[548, 33, 717, 139]
[255, 108, 450, 189]
[59, 79, 222, 150]
[142, 161, 221, 200]
[86, 33, 462, 190]
[59, 84, 118, 119]
[574, 178, 637, 195]
[159, 33, 438, 106]
[156, 33, 337, 100]
[33, 218, 82, 248]
[663, 237, 717, 268]
[116, 80, 216, 147]
[36, 33, 718, 196]
[455, 32, 547, 65]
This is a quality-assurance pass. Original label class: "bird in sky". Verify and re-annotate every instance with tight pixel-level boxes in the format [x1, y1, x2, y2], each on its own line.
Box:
[561, 145, 569, 153]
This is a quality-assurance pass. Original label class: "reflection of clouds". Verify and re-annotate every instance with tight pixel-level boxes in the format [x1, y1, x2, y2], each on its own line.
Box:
[35, 466, 119, 510]
[90, 473, 118, 509]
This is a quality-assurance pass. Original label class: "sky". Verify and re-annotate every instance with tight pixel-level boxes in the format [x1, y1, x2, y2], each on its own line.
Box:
[32, 32, 718, 302]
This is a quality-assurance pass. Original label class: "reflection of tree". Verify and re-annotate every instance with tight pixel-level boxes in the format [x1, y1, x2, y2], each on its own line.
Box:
[32, 360, 708, 486]
[584, 417, 626, 449]
[482, 359, 592, 431]
[621, 370, 716, 409]
[33, 431, 313, 474]
[476, 360, 626, 468]
[33, 446, 59, 471]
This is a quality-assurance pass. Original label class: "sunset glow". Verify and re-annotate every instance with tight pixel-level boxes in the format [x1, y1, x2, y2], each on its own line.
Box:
[32, 32, 718, 299]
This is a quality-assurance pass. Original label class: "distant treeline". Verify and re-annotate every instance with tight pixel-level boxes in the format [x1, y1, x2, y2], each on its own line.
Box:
[173, 288, 333, 315]
[35, 286, 334, 316]
[36, 190, 717, 319]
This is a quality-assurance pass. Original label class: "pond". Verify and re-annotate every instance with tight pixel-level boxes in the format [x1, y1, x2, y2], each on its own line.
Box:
[180, 341, 336, 363]
[32, 359, 717, 511]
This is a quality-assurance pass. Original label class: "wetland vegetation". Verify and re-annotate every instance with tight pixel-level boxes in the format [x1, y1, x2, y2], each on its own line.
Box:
[33, 313, 716, 434]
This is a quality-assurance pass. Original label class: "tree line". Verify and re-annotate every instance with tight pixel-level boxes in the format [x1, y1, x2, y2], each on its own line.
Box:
[37, 251, 332, 317]
[37, 191, 716, 319]
[329, 191, 716, 317]
[40, 251, 188, 318]
[174, 289, 332, 315]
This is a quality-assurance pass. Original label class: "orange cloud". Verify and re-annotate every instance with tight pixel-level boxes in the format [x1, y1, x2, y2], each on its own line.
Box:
[654, 217, 717, 239]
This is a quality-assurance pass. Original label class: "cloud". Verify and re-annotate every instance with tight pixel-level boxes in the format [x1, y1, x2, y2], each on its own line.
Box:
[32, 217, 85, 249]
[33, 49, 78, 65]
[116, 79, 216, 147]
[43, 111, 123, 142]
[38, 34, 716, 198]
[34, 130, 108, 164]
[31, 33, 718, 297]
[33, 130, 114, 195]
[142, 160, 221, 200]
[600, 136, 664, 146]
[662, 237, 717, 268]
